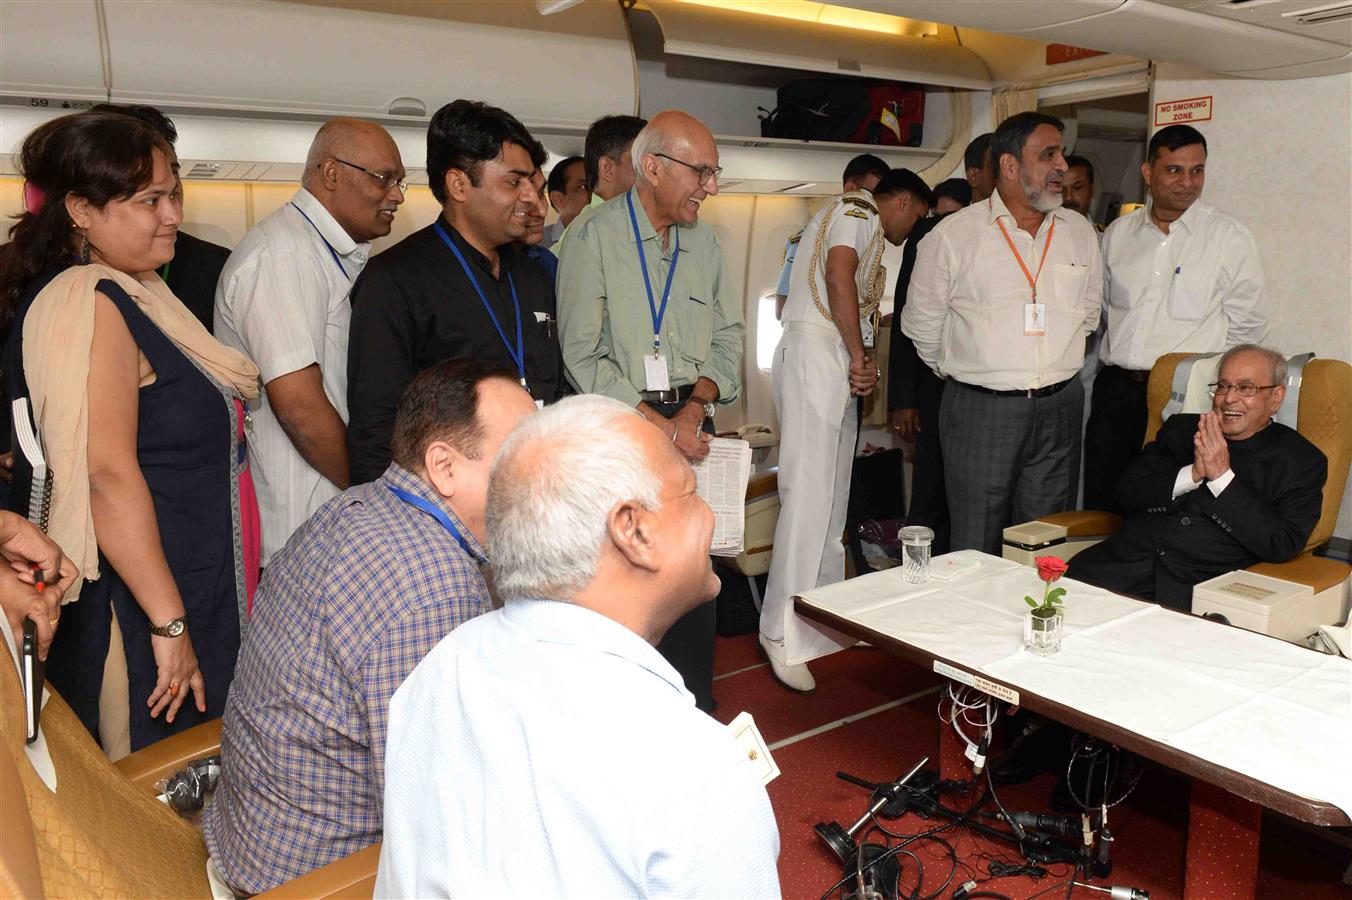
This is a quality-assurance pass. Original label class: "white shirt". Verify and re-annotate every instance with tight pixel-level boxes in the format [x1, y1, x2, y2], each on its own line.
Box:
[376, 598, 782, 899]
[900, 189, 1103, 391]
[214, 188, 369, 563]
[1100, 199, 1268, 371]
[781, 193, 882, 344]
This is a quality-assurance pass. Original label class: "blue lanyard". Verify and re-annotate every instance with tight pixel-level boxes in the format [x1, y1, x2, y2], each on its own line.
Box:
[290, 202, 350, 281]
[626, 192, 680, 353]
[387, 485, 474, 558]
[433, 222, 527, 392]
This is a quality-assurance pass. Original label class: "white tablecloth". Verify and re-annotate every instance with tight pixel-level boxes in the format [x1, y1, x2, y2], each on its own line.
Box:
[797, 550, 1352, 820]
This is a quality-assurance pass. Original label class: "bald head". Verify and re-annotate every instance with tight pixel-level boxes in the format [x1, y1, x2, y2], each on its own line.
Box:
[630, 110, 720, 230]
[303, 117, 406, 242]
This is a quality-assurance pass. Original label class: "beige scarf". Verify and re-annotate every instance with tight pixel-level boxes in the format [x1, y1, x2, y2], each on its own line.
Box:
[22, 265, 260, 602]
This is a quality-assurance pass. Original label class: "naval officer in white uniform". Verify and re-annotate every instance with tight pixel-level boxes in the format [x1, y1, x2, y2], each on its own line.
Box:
[761, 169, 934, 692]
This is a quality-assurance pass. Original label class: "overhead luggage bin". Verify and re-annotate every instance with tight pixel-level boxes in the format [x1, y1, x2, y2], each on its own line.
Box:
[639, 0, 991, 90]
[99, 0, 637, 132]
[0, 0, 108, 108]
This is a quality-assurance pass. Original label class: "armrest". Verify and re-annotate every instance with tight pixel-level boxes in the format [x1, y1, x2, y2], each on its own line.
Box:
[1037, 510, 1124, 538]
[256, 843, 381, 900]
[113, 718, 222, 793]
[747, 468, 778, 502]
[1248, 555, 1351, 595]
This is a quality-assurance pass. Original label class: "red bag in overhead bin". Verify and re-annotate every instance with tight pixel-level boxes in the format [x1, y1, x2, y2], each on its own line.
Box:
[759, 78, 925, 147]
[846, 83, 925, 147]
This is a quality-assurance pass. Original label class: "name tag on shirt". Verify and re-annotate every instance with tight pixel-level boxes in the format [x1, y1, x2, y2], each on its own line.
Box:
[644, 354, 671, 391]
[1024, 303, 1047, 337]
[728, 711, 780, 785]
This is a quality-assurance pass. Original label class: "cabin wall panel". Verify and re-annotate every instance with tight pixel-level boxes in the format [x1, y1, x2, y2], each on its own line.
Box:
[1152, 64, 1352, 541]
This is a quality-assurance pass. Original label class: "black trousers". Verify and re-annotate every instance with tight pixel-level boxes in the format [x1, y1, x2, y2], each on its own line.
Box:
[1067, 535, 1195, 612]
[1082, 366, 1150, 511]
[649, 397, 717, 713]
[908, 371, 950, 554]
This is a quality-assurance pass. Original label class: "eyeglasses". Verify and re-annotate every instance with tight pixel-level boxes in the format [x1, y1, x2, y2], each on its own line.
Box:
[333, 158, 408, 193]
[1207, 381, 1280, 398]
[653, 153, 722, 188]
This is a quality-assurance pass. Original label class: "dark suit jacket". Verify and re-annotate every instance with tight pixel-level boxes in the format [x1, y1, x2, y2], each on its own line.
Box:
[1113, 414, 1326, 585]
[166, 230, 230, 331]
[887, 215, 942, 411]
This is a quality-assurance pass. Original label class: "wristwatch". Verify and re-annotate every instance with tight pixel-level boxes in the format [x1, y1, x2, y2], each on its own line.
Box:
[703, 401, 716, 422]
[150, 617, 187, 638]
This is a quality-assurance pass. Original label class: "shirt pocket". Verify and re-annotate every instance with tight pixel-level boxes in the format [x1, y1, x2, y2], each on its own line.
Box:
[1050, 263, 1088, 310]
[674, 295, 714, 365]
[1167, 273, 1209, 321]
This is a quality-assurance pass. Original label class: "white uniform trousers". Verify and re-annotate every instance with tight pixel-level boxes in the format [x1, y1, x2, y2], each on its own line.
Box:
[761, 320, 856, 666]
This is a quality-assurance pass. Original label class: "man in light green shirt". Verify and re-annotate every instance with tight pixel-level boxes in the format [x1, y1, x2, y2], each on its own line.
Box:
[556, 109, 743, 714]
[557, 110, 744, 463]
[551, 114, 646, 255]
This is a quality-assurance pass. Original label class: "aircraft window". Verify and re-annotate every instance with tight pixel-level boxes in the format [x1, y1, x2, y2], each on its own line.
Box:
[756, 293, 782, 372]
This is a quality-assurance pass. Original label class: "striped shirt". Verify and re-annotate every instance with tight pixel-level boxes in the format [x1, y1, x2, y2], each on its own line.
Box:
[203, 463, 490, 894]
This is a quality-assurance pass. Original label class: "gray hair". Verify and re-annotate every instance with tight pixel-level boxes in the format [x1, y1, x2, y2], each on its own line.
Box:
[629, 121, 679, 187]
[1220, 344, 1288, 386]
[487, 395, 663, 602]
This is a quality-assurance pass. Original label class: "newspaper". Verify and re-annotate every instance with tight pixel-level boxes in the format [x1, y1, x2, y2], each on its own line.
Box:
[691, 437, 753, 557]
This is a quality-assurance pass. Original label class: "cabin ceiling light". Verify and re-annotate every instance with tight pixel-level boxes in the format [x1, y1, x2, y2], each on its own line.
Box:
[673, 0, 939, 38]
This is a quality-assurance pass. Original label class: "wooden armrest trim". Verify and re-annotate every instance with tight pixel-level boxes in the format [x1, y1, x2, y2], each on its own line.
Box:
[1248, 556, 1351, 595]
[1039, 510, 1124, 538]
[113, 718, 223, 792]
[256, 843, 381, 900]
[746, 469, 778, 502]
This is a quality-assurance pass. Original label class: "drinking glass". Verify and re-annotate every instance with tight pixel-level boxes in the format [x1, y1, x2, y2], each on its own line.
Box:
[898, 525, 934, 584]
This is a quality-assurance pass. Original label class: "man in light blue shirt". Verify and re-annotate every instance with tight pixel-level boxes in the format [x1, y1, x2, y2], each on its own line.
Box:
[376, 395, 781, 899]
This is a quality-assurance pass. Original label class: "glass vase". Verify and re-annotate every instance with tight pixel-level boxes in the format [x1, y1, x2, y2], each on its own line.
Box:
[1024, 609, 1063, 656]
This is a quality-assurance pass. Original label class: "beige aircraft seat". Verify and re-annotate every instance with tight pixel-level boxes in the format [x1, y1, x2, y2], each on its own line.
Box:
[0, 648, 379, 899]
[1003, 352, 1352, 641]
[729, 467, 780, 612]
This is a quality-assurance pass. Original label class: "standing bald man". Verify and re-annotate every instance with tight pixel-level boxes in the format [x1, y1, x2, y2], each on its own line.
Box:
[217, 118, 406, 565]
[557, 109, 744, 712]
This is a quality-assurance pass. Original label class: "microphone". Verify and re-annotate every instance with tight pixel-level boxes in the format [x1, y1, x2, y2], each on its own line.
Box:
[1005, 811, 1084, 838]
[1074, 881, 1149, 900]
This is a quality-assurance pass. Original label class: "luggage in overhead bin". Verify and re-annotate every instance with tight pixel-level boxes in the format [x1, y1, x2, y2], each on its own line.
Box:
[759, 78, 925, 147]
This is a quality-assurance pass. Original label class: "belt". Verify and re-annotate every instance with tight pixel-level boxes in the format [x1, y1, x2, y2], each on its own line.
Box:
[1105, 365, 1152, 384]
[639, 384, 695, 405]
[956, 377, 1074, 399]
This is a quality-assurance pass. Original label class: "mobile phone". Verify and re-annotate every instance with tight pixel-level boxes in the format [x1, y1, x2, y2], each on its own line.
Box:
[21, 618, 45, 744]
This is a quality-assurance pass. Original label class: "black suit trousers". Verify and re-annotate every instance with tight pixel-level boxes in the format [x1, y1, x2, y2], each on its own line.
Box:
[1082, 366, 1149, 511]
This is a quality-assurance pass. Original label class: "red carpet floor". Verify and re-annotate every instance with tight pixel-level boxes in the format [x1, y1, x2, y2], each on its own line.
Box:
[711, 634, 1351, 899]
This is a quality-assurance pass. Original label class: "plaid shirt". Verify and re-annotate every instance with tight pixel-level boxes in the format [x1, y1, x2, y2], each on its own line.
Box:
[203, 463, 490, 893]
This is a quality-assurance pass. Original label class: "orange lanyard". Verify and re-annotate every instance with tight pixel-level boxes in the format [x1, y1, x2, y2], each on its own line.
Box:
[995, 214, 1056, 302]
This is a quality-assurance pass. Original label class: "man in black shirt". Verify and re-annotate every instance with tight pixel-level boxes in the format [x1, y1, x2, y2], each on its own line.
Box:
[347, 100, 565, 484]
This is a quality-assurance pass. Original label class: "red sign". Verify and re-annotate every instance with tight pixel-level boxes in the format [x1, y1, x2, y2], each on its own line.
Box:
[1154, 96, 1214, 127]
[1045, 44, 1108, 65]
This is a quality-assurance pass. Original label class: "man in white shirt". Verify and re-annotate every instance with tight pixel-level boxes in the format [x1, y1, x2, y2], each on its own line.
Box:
[1082, 124, 1269, 510]
[216, 118, 406, 565]
[376, 395, 781, 898]
[901, 112, 1103, 555]
[761, 170, 933, 693]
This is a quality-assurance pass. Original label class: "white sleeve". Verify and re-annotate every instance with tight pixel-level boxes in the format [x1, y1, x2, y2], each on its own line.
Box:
[1220, 226, 1270, 346]
[899, 228, 951, 372]
[1172, 465, 1204, 499]
[825, 205, 876, 258]
[1206, 468, 1235, 497]
[223, 251, 331, 385]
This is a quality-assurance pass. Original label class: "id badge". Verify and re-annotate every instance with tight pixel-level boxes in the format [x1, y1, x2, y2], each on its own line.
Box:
[643, 353, 671, 391]
[1024, 303, 1047, 337]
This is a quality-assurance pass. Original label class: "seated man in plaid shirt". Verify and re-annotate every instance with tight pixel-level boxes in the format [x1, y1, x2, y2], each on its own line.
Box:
[204, 358, 537, 895]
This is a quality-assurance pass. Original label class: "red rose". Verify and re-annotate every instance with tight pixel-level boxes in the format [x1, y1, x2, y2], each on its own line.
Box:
[1035, 556, 1069, 584]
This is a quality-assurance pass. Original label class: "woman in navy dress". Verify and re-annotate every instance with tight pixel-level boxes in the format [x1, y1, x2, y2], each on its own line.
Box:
[0, 112, 261, 755]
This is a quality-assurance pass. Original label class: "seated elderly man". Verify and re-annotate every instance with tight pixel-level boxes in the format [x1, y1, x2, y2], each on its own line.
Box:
[1068, 344, 1326, 611]
[376, 395, 781, 898]
[204, 359, 536, 895]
